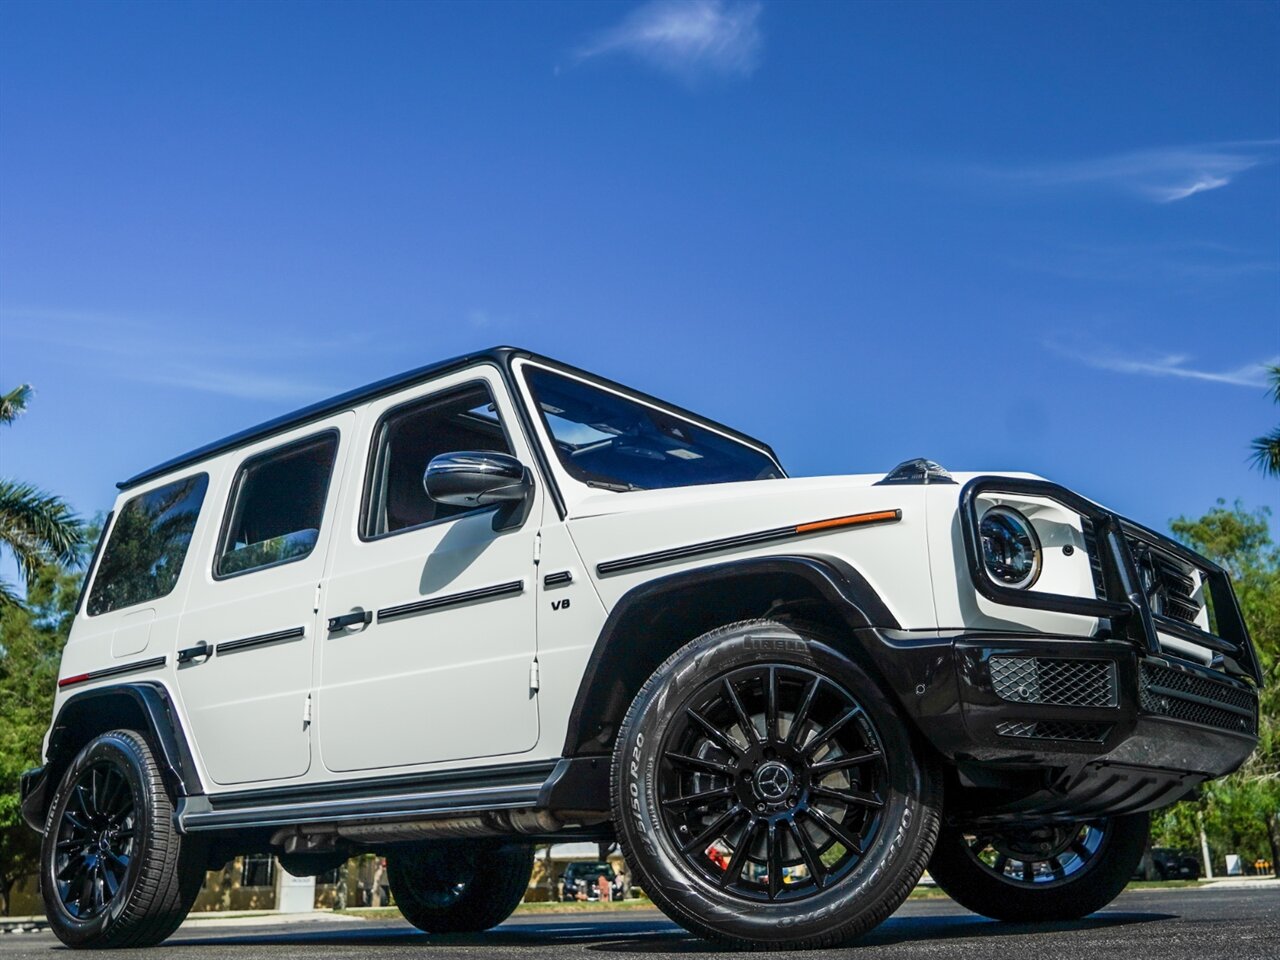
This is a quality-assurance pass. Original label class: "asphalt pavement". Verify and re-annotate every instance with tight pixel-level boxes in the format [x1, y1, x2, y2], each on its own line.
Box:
[1, 886, 1276, 959]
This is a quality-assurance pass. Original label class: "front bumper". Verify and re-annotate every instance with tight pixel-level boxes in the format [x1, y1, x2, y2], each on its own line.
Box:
[876, 474, 1264, 824]
[872, 630, 1259, 824]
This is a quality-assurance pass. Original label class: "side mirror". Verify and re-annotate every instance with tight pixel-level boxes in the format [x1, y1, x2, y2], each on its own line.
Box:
[424, 451, 533, 531]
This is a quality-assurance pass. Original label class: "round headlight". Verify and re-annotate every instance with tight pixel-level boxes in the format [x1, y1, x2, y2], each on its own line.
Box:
[979, 506, 1041, 589]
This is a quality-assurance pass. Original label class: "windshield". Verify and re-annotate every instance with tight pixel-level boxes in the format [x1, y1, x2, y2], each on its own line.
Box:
[523, 367, 783, 492]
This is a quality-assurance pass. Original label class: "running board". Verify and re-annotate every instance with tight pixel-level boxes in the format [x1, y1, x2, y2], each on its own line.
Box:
[177, 760, 558, 833]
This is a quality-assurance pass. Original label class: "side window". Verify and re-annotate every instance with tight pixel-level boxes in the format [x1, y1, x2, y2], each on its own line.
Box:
[363, 382, 514, 538]
[87, 474, 209, 616]
[216, 432, 339, 578]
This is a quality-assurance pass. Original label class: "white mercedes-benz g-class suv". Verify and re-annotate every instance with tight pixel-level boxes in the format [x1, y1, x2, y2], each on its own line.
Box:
[22, 347, 1261, 950]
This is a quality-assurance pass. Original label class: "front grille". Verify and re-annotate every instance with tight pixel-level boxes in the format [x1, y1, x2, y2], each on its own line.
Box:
[1140, 663, 1257, 735]
[1128, 538, 1203, 627]
[995, 720, 1112, 743]
[990, 657, 1117, 707]
[1081, 518, 1107, 599]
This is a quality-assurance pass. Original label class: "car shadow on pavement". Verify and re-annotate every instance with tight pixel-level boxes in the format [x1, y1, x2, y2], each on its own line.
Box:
[585, 912, 1179, 954]
[160, 911, 1177, 955]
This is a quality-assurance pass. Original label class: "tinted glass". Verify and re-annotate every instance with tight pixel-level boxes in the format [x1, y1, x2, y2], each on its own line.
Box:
[523, 368, 783, 492]
[87, 474, 209, 616]
[217, 433, 338, 577]
[364, 383, 514, 538]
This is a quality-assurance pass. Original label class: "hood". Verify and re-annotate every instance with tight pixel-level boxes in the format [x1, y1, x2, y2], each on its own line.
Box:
[566, 470, 1047, 521]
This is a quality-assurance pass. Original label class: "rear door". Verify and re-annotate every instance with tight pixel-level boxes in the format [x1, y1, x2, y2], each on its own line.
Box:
[316, 367, 541, 773]
[173, 414, 353, 786]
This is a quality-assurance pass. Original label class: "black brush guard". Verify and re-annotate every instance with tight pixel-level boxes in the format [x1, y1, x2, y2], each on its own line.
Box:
[850, 476, 1266, 824]
[958, 476, 1262, 685]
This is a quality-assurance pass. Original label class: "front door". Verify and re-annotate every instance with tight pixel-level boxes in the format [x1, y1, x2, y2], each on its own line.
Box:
[316, 368, 541, 773]
[174, 414, 353, 786]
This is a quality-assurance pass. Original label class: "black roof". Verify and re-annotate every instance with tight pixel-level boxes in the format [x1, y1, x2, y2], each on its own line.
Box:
[118, 346, 781, 490]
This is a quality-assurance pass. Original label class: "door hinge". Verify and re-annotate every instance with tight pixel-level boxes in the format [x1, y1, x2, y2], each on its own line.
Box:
[303, 695, 312, 726]
[529, 660, 540, 693]
[313, 582, 322, 613]
[533, 532, 542, 565]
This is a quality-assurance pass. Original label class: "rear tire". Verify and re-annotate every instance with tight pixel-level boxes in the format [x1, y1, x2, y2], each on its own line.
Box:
[387, 840, 533, 933]
[612, 619, 941, 950]
[40, 729, 206, 949]
[927, 812, 1149, 921]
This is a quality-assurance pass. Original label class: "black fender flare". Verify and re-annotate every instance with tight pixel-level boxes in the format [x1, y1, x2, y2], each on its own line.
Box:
[559, 553, 900, 759]
[23, 682, 203, 832]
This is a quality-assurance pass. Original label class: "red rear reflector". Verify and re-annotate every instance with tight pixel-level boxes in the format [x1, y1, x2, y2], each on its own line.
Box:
[57, 674, 91, 688]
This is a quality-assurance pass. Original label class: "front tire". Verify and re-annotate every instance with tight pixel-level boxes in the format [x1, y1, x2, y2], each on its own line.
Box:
[387, 840, 533, 934]
[927, 813, 1149, 921]
[612, 619, 941, 950]
[40, 729, 206, 949]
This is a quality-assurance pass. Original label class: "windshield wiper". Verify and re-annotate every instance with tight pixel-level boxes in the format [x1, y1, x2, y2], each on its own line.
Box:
[584, 479, 641, 492]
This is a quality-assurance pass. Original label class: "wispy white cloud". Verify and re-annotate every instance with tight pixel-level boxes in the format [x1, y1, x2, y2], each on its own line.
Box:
[985, 140, 1277, 203]
[0, 306, 358, 402]
[576, 0, 763, 81]
[1049, 342, 1279, 388]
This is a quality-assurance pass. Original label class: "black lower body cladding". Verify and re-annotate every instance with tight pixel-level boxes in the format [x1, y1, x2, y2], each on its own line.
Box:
[611, 619, 941, 950]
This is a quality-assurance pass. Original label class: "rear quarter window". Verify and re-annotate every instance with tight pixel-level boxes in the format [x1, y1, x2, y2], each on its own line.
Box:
[86, 473, 209, 616]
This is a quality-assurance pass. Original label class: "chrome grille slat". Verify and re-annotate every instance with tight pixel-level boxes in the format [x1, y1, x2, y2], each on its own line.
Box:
[1127, 538, 1204, 628]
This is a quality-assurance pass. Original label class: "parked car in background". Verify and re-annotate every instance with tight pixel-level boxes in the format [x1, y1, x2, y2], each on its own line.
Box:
[20, 347, 1262, 950]
[1135, 848, 1202, 881]
[560, 861, 624, 901]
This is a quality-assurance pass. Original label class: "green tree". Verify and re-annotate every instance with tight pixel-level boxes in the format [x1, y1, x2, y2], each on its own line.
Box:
[1153, 500, 1280, 873]
[0, 385, 85, 608]
[0, 553, 82, 914]
[1250, 365, 1280, 478]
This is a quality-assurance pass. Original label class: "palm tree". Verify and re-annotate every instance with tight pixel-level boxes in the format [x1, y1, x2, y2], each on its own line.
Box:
[1251, 365, 1280, 479]
[0, 384, 85, 608]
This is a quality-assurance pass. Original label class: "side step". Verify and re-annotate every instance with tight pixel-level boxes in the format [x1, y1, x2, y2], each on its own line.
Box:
[178, 760, 558, 833]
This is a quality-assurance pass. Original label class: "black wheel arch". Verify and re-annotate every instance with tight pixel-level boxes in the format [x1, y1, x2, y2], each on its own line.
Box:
[25, 682, 202, 832]
[561, 554, 902, 758]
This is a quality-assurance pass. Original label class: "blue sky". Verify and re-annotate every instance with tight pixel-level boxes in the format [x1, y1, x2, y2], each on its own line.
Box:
[2, 0, 1277, 563]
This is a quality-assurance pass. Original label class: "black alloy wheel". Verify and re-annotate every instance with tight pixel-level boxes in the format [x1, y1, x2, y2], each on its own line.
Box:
[50, 761, 138, 920]
[657, 662, 889, 901]
[387, 840, 535, 934]
[41, 729, 207, 949]
[928, 812, 1150, 921]
[613, 619, 941, 950]
[961, 819, 1109, 887]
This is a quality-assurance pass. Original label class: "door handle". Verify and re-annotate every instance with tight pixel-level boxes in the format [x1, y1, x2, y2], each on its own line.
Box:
[177, 641, 212, 664]
[327, 610, 373, 632]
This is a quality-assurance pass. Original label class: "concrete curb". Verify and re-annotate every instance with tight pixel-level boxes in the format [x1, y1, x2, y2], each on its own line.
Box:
[1, 910, 368, 934]
[0, 918, 48, 935]
[1195, 877, 1279, 890]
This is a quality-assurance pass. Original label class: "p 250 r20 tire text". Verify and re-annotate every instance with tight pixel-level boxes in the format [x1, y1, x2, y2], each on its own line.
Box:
[611, 619, 941, 950]
[40, 729, 207, 949]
